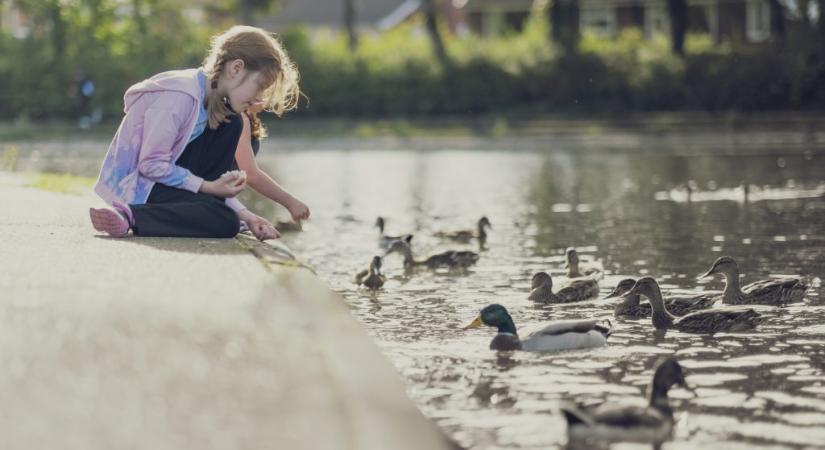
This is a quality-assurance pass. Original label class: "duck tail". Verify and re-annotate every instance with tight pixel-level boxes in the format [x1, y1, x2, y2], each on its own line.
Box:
[560, 404, 593, 426]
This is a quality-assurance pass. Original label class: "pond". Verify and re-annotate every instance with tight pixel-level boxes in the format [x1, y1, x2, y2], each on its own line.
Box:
[11, 132, 825, 449]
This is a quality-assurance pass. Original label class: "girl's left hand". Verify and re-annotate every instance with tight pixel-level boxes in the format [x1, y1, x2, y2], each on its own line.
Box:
[245, 214, 280, 241]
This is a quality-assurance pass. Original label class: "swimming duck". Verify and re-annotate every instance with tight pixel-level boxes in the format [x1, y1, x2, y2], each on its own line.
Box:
[565, 248, 602, 279]
[433, 216, 492, 244]
[375, 217, 413, 250]
[528, 272, 599, 303]
[700, 256, 807, 306]
[463, 303, 612, 352]
[562, 357, 692, 449]
[627, 277, 761, 333]
[353, 256, 386, 290]
[385, 239, 479, 270]
[607, 278, 716, 319]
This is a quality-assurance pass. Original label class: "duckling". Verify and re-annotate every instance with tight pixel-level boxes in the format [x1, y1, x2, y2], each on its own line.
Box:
[463, 303, 612, 352]
[353, 256, 386, 290]
[433, 216, 492, 244]
[375, 217, 413, 250]
[528, 272, 599, 303]
[565, 248, 602, 279]
[606, 278, 716, 319]
[627, 277, 761, 333]
[385, 239, 479, 270]
[700, 256, 807, 306]
[562, 357, 692, 449]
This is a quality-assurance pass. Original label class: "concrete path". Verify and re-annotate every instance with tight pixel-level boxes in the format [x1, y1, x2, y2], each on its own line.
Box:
[0, 172, 454, 450]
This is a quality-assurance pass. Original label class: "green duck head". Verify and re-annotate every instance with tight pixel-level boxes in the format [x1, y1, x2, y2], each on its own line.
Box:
[648, 357, 693, 407]
[370, 255, 383, 274]
[464, 304, 518, 335]
[605, 278, 637, 299]
[531, 271, 553, 290]
[700, 256, 739, 280]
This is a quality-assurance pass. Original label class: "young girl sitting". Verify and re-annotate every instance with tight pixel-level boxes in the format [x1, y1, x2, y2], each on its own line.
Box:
[90, 25, 308, 240]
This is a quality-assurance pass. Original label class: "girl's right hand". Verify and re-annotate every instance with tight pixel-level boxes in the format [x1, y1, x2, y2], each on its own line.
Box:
[201, 171, 246, 198]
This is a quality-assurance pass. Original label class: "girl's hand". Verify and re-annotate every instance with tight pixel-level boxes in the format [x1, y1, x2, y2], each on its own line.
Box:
[202, 171, 246, 198]
[286, 198, 311, 222]
[241, 211, 280, 241]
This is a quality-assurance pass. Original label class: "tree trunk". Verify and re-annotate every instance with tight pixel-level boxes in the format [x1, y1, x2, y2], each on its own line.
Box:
[422, 0, 448, 65]
[345, 0, 358, 52]
[240, 0, 254, 25]
[550, 0, 580, 55]
[667, 0, 687, 56]
[768, 0, 785, 41]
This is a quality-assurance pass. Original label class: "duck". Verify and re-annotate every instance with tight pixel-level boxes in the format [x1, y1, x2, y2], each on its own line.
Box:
[463, 303, 612, 352]
[528, 272, 599, 303]
[385, 239, 479, 270]
[565, 248, 602, 279]
[375, 217, 414, 250]
[561, 357, 692, 449]
[626, 277, 761, 333]
[433, 216, 492, 244]
[353, 256, 386, 290]
[700, 256, 807, 306]
[606, 278, 716, 319]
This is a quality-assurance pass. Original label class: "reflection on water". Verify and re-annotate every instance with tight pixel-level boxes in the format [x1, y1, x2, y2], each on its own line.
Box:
[16, 141, 825, 449]
[264, 148, 825, 450]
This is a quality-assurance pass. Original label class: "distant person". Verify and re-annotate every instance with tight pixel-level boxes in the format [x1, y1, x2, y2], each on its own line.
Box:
[232, 101, 309, 230]
[89, 25, 310, 239]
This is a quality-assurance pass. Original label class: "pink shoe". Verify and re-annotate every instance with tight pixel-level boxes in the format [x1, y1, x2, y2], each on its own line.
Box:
[89, 203, 132, 237]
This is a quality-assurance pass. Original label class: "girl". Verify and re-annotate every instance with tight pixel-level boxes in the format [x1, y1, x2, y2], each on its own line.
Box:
[90, 25, 309, 240]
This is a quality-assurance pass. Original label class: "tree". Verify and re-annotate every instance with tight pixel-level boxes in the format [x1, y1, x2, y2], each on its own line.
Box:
[344, 0, 358, 52]
[422, 0, 447, 65]
[667, 0, 687, 55]
[549, 0, 580, 54]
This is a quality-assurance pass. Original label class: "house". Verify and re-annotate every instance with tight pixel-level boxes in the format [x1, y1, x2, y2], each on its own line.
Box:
[458, 0, 777, 44]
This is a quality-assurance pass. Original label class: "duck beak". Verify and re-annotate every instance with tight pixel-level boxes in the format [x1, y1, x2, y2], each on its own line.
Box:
[605, 286, 624, 299]
[463, 316, 483, 330]
[698, 266, 716, 280]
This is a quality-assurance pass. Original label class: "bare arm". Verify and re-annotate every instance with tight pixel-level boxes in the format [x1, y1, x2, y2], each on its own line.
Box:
[234, 114, 310, 220]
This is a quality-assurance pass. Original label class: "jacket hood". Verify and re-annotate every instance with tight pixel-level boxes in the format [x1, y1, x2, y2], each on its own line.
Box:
[123, 68, 201, 112]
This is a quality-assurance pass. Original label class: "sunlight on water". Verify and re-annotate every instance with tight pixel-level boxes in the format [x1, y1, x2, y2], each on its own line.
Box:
[255, 148, 825, 450]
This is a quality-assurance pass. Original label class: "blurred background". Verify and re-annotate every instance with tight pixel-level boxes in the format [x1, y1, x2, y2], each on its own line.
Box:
[0, 0, 823, 127]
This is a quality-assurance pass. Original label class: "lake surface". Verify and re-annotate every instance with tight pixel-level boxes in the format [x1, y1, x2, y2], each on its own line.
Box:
[11, 133, 825, 449]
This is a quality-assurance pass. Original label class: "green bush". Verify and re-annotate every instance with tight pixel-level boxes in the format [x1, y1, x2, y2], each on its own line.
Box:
[0, 9, 823, 121]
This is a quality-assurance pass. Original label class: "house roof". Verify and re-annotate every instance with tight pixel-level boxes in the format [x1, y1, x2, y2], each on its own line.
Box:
[259, 0, 418, 31]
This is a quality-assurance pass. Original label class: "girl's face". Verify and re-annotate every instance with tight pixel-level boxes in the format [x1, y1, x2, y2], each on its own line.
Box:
[222, 60, 269, 113]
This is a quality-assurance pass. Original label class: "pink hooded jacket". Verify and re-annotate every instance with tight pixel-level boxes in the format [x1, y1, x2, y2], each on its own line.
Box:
[94, 68, 245, 212]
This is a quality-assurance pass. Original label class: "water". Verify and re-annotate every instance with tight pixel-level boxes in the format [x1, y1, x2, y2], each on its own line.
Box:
[12, 138, 825, 449]
[261, 148, 825, 450]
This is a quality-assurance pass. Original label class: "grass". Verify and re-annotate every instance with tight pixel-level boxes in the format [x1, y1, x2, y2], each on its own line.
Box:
[28, 172, 95, 195]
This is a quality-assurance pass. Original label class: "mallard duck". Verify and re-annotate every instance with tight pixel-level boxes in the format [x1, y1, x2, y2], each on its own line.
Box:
[353, 256, 386, 290]
[385, 239, 479, 270]
[627, 277, 761, 333]
[562, 357, 692, 449]
[565, 248, 602, 279]
[607, 278, 716, 319]
[528, 272, 599, 303]
[375, 217, 413, 250]
[463, 303, 612, 352]
[700, 256, 807, 306]
[433, 216, 492, 243]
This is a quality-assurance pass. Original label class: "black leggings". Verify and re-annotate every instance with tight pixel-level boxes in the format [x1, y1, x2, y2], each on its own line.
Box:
[130, 113, 243, 238]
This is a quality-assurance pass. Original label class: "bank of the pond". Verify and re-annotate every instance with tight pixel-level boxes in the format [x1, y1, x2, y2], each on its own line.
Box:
[0, 172, 455, 450]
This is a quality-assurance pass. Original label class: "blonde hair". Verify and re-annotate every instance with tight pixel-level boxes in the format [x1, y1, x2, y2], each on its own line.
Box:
[202, 25, 301, 129]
